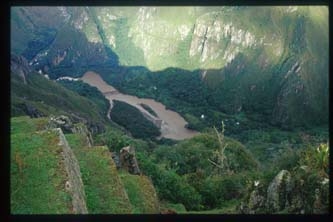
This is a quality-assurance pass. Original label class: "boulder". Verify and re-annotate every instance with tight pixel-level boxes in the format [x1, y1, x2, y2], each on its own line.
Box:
[248, 189, 266, 214]
[266, 170, 293, 212]
[239, 180, 266, 214]
[48, 115, 73, 133]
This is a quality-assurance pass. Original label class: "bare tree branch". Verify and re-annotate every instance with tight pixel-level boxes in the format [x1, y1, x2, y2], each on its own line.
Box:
[209, 121, 231, 175]
[208, 158, 223, 168]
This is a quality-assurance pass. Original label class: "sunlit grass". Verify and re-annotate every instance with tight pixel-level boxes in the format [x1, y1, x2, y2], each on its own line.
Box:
[11, 117, 71, 214]
[66, 133, 132, 213]
[119, 171, 160, 213]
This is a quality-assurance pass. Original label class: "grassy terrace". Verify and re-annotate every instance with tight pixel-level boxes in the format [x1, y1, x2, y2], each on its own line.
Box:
[10, 116, 48, 134]
[65, 133, 132, 213]
[11, 116, 72, 214]
[119, 172, 160, 213]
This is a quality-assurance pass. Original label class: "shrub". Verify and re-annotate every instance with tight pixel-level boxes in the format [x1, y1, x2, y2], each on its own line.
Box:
[153, 133, 219, 176]
[299, 143, 329, 177]
[199, 175, 246, 209]
[137, 152, 202, 210]
[271, 147, 301, 171]
[94, 128, 131, 152]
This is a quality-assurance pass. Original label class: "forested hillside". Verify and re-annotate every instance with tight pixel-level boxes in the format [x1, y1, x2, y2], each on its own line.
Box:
[10, 6, 329, 215]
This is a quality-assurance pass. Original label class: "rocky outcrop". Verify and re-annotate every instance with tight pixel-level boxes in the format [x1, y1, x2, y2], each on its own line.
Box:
[48, 115, 74, 133]
[55, 128, 88, 214]
[11, 7, 328, 128]
[19, 103, 45, 118]
[247, 188, 266, 213]
[11, 54, 32, 84]
[47, 115, 94, 147]
[239, 180, 266, 214]
[119, 146, 141, 175]
[265, 170, 293, 212]
[240, 169, 329, 214]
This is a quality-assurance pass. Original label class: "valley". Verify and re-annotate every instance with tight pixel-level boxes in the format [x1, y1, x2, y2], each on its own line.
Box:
[81, 71, 198, 140]
[10, 6, 329, 215]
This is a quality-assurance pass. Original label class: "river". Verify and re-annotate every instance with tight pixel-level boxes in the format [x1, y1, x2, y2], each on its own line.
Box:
[81, 71, 198, 140]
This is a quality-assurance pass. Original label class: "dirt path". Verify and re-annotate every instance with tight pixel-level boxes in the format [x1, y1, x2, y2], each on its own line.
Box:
[81, 71, 198, 140]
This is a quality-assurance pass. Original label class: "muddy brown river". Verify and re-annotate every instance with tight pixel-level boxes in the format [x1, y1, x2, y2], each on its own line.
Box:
[81, 71, 198, 140]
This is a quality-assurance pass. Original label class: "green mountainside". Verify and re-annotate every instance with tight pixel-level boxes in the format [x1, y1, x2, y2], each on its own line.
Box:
[10, 6, 329, 214]
[10, 6, 328, 128]
[11, 6, 328, 70]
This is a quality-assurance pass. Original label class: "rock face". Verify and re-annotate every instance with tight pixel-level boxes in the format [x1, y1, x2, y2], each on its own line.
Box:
[56, 127, 88, 214]
[11, 54, 32, 84]
[240, 169, 329, 214]
[119, 146, 141, 175]
[10, 6, 328, 127]
[265, 170, 293, 212]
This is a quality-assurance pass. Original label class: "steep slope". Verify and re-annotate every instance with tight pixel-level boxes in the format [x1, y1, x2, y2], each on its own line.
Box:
[10, 6, 328, 128]
[66, 132, 160, 214]
[11, 116, 161, 214]
[11, 116, 87, 214]
[10, 7, 66, 56]
[119, 172, 160, 213]
[10, 6, 329, 214]
[54, 6, 326, 73]
[65, 133, 133, 214]
[11, 7, 119, 79]
[11, 55, 109, 134]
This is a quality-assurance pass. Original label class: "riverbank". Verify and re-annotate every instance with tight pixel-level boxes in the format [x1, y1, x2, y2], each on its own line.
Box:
[81, 71, 198, 140]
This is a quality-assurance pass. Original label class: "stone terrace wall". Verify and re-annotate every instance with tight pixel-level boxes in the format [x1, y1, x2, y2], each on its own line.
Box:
[56, 128, 88, 214]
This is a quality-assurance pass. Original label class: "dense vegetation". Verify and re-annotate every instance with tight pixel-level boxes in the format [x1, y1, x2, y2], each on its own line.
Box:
[10, 69, 328, 213]
[10, 6, 328, 214]
[110, 100, 161, 139]
[10, 49, 328, 214]
[21, 28, 56, 61]
[11, 72, 109, 134]
[58, 79, 109, 116]
[92, 118, 328, 212]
